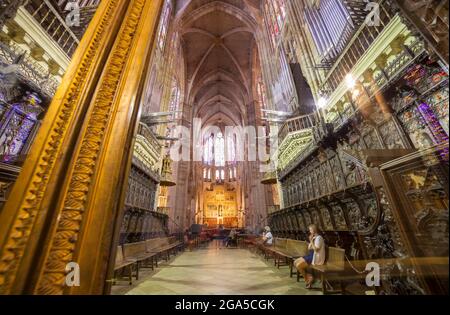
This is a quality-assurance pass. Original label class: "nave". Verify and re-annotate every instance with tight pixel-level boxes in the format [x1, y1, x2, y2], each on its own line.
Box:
[112, 242, 320, 295]
[0, 0, 448, 296]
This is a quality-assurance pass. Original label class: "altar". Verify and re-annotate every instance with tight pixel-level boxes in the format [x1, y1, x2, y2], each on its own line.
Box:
[202, 184, 239, 228]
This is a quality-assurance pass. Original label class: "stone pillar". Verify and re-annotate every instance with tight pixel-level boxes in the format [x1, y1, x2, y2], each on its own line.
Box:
[0, 0, 164, 295]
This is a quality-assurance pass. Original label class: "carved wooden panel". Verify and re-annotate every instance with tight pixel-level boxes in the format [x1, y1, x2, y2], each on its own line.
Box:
[378, 118, 407, 149]
[310, 207, 323, 231]
[330, 203, 348, 231]
[295, 210, 306, 231]
[344, 198, 363, 231]
[381, 152, 448, 293]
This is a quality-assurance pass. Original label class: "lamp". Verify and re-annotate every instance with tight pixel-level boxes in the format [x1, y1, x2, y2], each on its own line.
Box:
[260, 159, 277, 185]
[317, 96, 328, 109]
[159, 154, 176, 186]
[345, 73, 356, 90]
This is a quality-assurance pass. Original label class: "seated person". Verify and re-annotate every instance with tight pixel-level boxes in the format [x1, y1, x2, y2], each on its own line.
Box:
[184, 229, 194, 251]
[262, 226, 273, 246]
[294, 224, 325, 289]
[225, 229, 238, 247]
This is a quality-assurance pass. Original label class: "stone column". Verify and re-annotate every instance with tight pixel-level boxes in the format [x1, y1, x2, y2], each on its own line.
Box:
[0, 0, 164, 295]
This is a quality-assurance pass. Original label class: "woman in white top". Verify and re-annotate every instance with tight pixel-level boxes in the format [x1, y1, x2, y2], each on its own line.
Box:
[262, 226, 273, 246]
[294, 224, 325, 289]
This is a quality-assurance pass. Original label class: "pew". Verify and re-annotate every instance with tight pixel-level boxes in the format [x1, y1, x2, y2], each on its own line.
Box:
[239, 234, 258, 249]
[311, 246, 346, 294]
[285, 240, 309, 276]
[255, 237, 281, 260]
[114, 236, 184, 286]
[253, 236, 352, 293]
[265, 238, 288, 263]
[113, 246, 137, 284]
[147, 237, 184, 263]
[123, 241, 158, 280]
[266, 239, 308, 276]
[255, 238, 269, 258]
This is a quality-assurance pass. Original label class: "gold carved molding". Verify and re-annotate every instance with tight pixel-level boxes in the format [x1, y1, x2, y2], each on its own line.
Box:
[0, 0, 163, 295]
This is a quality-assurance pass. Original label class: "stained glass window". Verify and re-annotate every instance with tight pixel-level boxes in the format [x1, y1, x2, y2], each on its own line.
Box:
[203, 135, 214, 165]
[215, 170, 220, 181]
[226, 133, 236, 163]
[169, 79, 181, 119]
[203, 168, 213, 181]
[228, 167, 237, 181]
[0, 92, 43, 163]
[0, 114, 34, 162]
[157, 1, 171, 51]
[215, 133, 225, 167]
[257, 78, 268, 110]
[204, 132, 235, 168]
[263, 0, 287, 48]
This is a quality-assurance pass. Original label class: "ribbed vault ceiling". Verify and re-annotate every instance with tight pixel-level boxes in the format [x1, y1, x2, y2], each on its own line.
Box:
[177, 0, 259, 128]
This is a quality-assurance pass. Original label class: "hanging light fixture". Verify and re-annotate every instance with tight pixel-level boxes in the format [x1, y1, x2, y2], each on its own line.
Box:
[260, 159, 277, 185]
[317, 96, 328, 109]
[261, 171, 278, 185]
[345, 73, 356, 90]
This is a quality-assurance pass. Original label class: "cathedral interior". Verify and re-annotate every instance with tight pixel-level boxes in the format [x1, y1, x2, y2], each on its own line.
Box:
[0, 0, 448, 296]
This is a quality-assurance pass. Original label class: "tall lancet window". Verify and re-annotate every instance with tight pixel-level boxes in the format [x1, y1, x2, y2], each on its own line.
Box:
[215, 133, 225, 167]
[203, 135, 214, 165]
[169, 79, 181, 119]
[226, 133, 237, 164]
[257, 78, 268, 110]
[263, 0, 287, 48]
[157, 1, 171, 51]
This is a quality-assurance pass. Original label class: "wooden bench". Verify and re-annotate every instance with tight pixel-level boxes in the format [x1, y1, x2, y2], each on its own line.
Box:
[254, 237, 265, 255]
[123, 241, 158, 280]
[160, 236, 183, 254]
[260, 238, 287, 263]
[254, 236, 278, 258]
[113, 237, 184, 286]
[284, 240, 308, 277]
[113, 246, 137, 284]
[256, 237, 304, 270]
[239, 234, 258, 249]
[164, 236, 181, 253]
[147, 237, 183, 262]
[266, 238, 287, 263]
[265, 239, 308, 276]
[311, 247, 345, 294]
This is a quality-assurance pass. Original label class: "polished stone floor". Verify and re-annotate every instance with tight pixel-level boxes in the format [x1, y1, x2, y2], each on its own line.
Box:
[112, 241, 321, 295]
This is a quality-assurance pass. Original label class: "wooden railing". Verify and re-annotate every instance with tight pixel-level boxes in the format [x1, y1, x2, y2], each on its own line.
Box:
[137, 122, 162, 152]
[23, 0, 80, 57]
[157, 207, 170, 215]
[328, 38, 425, 130]
[0, 41, 60, 96]
[278, 113, 317, 144]
[267, 205, 281, 215]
